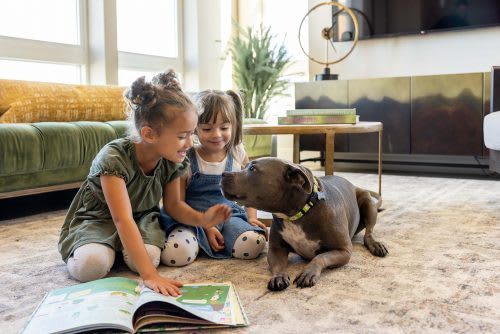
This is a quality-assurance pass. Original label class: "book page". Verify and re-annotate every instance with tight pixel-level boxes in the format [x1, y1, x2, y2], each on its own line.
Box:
[133, 283, 238, 329]
[229, 284, 250, 326]
[21, 277, 140, 334]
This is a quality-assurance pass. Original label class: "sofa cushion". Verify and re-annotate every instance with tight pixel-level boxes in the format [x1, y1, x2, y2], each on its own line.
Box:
[0, 124, 43, 176]
[0, 166, 91, 194]
[74, 122, 118, 163]
[106, 120, 130, 138]
[0, 121, 131, 194]
[0, 79, 127, 123]
[30, 122, 118, 170]
[31, 123, 86, 170]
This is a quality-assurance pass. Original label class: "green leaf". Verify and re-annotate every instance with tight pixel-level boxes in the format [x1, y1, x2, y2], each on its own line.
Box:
[230, 23, 292, 119]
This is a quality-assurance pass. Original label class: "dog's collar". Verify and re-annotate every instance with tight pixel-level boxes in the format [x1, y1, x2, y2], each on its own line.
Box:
[280, 177, 324, 223]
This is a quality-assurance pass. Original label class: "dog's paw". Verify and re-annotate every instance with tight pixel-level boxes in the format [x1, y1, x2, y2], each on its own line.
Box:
[293, 270, 319, 288]
[369, 241, 388, 257]
[267, 275, 290, 291]
[365, 236, 388, 257]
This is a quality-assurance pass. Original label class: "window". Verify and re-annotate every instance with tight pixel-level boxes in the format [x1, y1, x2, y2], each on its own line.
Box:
[117, 0, 177, 57]
[0, 60, 81, 84]
[0, 1, 184, 85]
[116, 0, 182, 84]
[262, 0, 309, 121]
[118, 69, 160, 87]
[0, 0, 79, 44]
[263, 0, 308, 69]
[0, 0, 85, 83]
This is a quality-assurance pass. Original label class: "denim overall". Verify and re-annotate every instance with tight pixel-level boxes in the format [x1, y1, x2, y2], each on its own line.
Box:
[161, 148, 264, 258]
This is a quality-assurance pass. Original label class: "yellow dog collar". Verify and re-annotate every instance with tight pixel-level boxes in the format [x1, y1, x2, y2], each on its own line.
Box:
[284, 177, 323, 222]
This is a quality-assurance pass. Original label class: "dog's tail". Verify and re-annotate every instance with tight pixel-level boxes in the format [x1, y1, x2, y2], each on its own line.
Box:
[368, 190, 384, 212]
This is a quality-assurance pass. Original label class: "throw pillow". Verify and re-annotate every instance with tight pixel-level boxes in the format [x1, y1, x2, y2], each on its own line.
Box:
[0, 79, 128, 123]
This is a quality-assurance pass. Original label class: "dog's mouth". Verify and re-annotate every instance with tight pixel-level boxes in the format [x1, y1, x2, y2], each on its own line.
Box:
[222, 190, 247, 201]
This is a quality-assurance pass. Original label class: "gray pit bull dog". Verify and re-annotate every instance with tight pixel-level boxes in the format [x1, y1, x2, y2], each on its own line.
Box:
[221, 157, 388, 291]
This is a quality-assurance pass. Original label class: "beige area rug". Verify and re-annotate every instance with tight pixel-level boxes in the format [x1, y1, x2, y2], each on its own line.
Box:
[1, 172, 499, 334]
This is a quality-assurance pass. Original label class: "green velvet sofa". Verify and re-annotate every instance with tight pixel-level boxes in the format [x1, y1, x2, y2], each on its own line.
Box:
[0, 79, 271, 199]
[0, 120, 129, 198]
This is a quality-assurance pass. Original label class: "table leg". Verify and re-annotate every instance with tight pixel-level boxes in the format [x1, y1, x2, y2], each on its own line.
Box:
[293, 134, 300, 164]
[378, 129, 382, 196]
[324, 132, 335, 175]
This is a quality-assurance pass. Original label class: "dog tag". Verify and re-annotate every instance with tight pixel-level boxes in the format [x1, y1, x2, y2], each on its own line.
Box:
[317, 191, 326, 201]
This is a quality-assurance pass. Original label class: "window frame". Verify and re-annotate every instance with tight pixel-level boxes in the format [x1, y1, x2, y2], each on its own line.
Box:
[0, 0, 184, 85]
[117, 0, 183, 79]
[0, 0, 88, 83]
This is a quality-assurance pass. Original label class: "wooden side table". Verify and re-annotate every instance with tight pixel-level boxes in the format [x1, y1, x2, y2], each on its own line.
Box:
[243, 121, 383, 195]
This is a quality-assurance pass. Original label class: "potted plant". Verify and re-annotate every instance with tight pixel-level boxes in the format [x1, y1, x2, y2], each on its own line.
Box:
[230, 24, 291, 158]
[230, 24, 292, 120]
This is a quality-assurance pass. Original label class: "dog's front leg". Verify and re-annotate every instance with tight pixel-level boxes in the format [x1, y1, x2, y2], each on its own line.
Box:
[267, 232, 291, 291]
[267, 245, 290, 291]
[294, 246, 352, 288]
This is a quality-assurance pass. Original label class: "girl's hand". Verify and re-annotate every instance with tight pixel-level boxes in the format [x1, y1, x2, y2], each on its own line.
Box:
[143, 273, 183, 297]
[248, 218, 269, 240]
[202, 204, 231, 229]
[206, 227, 225, 252]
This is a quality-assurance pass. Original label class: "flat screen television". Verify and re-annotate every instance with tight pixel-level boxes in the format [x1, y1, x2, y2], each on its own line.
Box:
[333, 0, 500, 40]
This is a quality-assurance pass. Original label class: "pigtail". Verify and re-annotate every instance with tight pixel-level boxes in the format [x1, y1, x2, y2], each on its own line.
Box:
[225, 90, 243, 146]
[152, 69, 181, 91]
[123, 69, 194, 142]
[123, 76, 160, 139]
[124, 76, 157, 109]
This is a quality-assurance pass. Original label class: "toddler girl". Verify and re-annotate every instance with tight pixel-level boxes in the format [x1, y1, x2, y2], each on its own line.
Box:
[58, 71, 231, 296]
[161, 89, 267, 266]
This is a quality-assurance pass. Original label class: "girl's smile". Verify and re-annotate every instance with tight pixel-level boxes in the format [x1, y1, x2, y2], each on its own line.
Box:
[177, 149, 188, 159]
[207, 139, 225, 146]
[197, 114, 232, 156]
[147, 107, 197, 165]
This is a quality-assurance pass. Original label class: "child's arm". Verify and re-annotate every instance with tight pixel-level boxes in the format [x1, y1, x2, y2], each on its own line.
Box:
[101, 175, 182, 296]
[246, 207, 264, 226]
[163, 176, 231, 228]
[246, 201, 268, 240]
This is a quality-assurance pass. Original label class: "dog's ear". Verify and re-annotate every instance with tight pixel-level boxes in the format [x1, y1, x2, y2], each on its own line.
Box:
[285, 164, 314, 193]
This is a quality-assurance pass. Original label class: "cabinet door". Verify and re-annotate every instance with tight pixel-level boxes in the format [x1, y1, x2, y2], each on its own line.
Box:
[348, 77, 411, 154]
[295, 81, 349, 152]
[411, 73, 483, 156]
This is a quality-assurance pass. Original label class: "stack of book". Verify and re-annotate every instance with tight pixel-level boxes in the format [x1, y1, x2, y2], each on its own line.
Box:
[278, 108, 358, 125]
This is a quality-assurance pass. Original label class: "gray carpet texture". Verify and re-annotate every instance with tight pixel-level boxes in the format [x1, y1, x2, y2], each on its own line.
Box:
[1, 171, 499, 334]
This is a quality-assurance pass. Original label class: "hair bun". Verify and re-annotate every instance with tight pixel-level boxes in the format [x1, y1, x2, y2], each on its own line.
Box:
[152, 69, 181, 90]
[124, 76, 157, 108]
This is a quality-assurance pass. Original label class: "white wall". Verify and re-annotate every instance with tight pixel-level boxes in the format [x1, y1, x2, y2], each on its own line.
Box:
[308, 0, 500, 80]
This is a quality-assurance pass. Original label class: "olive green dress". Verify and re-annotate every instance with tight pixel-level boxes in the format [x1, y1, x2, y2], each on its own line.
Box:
[58, 137, 188, 263]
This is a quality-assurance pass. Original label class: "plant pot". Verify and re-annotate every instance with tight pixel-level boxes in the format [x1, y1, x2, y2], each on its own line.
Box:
[243, 118, 273, 159]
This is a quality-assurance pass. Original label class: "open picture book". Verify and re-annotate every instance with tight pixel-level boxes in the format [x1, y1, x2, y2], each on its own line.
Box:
[21, 277, 249, 333]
